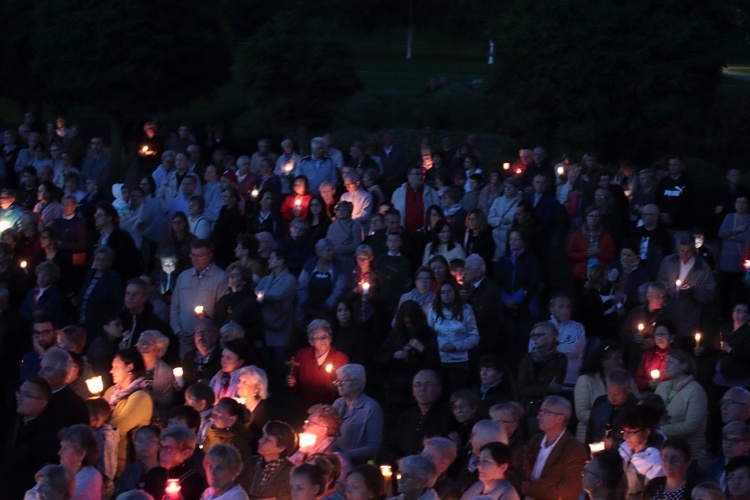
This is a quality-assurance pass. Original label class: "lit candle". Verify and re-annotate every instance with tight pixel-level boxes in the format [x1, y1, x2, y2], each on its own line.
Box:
[299, 432, 317, 450]
[589, 441, 606, 453]
[695, 332, 702, 344]
[20, 260, 27, 270]
[235, 397, 246, 406]
[650, 369, 660, 380]
[325, 363, 333, 374]
[675, 279, 681, 293]
[502, 162, 510, 170]
[638, 323, 644, 333]
[142, 146, 149, 153]
[85, 376, 103, 396]
[165, 479, 181, 498]
[256, 290, 264, 303]
[284, 163, 293, 173]
[362, 282, 370, 295]
[173, 367, 184, 388]
[515, 167, 522, 175]
[380, 465, 393, 479]
[557, 166, 564, 176]
[744, 260, 750, 270]
[294, 198, 302, 207]
[0, 220, 9, 232]
[194, 305, 204, 316]
[251, 188, 259, 198]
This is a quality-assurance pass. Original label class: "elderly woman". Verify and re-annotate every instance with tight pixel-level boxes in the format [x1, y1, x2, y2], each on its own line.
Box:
[236, 365, 271, 450]
[394, 454, 439, 500]
[20, 260, 64, 324]
[288, 319, 349, 412]
[643, 438, 696, 499]
[655, 349, 708, 458]
[449, 390, 481, 452]
[461, 442, 519, 500]
[208, 339, 254, 400]
[56, 424, 102, 500]
[397, 266, 437, 318]
[202, 444, 249, 500]
[136, 329, 175, 425]
[105, 347, 153, 475]
[347, 244, 382, 332]
[146, 425, 207, 500]
[203, 397, 253, 461]
[428, 279, 479, 396]
[618, 407, 664, 500]
[77, 246, 124, 333]
[238, 421, 297, 498]
[297, 238, 346, 328]
[333, 364, 383, 464]
[517, 322, 567, 435]
[26, 464, 75, 500]
[214, 265, 264, 348]
[454, 419, 508, 490]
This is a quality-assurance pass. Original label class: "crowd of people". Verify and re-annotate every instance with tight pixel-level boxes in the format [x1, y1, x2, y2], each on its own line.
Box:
[0, 115, 749, 500]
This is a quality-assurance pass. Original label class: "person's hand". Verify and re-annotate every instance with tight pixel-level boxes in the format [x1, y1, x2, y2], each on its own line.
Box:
[721, 341, 733, 353]
[393, 349, 409, 360]
[293, 206, 302, 217]
[408, 339, 425, 352]
[607, 268, 620, 281]
[547, 377, 562, 393]
[694, 345, 704, 357]
[587, 246, 600, 257]
[286, 375, 296, 388]
[634, 331, 644, 344]
[641, 338, 655, 350]
[441, 342, 456, 352]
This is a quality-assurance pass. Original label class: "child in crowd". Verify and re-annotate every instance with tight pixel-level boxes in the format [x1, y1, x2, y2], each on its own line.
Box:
[185, 382, 216, 446]
[86, 397, 119, 499]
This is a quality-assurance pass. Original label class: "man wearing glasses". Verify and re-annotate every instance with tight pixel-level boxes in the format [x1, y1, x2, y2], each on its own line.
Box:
[581, 449, 625, 500]
[521, 395, 587, 499]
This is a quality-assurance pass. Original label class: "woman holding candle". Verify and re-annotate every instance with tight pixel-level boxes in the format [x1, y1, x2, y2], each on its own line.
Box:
[281, 176, 313, 230]
[654, 349, 709, 458]
[136, 329, 176, 425]
[290, 404, 351, 483]
[105, 347, 153, 475]
[209, 339, 254, 401]
[288, 319, 349, 412]
[236, 365, 271, 452]
[158, 211, 197, 270]
[201, 444, 249, 500]
[247, 189, 283, 237]
[715, 301, 750, 388]
[634, 319, 675, 392]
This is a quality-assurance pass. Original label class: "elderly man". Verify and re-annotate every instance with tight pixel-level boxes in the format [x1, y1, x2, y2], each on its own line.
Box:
[183, 319, 222, 386]
[297, 137, 337, 194]
[522, 174, 557, 228]
[421, 437, 462, 499]
[392, 370, 452, 458]
[521, 395, 587, 499]
[540, 293, 585, 394]
[633, 204, 675, 280]
[1, 376, 59, 499]
[250, 138, 278, 174]
[340, 171, 372, 233]
[657, 234, 716, 339]
[586, 368, 639, 447]
[392, 166, 439, 234]
[461, 253, 502, 357]
[582, 449, 625, 500]
[235, 155, 257, 201]
[396, 455, 439, 500]
[170, 239, 228, 357]
[621, 281, 678, 371]
[158, 152, 191, 205]
[39, 347, 90, 430]
[145, 425, 207, 500]
[332, 364, 383, 464]
[656, 155, 695, 233]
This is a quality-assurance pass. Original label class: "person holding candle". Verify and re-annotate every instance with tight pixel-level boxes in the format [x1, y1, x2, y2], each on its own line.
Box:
[201, 444, 249, 500]
[715, 302, 750, 388]
[214, 265, 264, 349]
[146, 425, 208, 500]
[203, 397, 253, 461]
[290, 404, 351, 485]
[617, 406, 664, 499]
[634, 319, 675, 392]
[281, 176, 313, 231]
[105, 347, 154, 475]
[326, 201, 363, 270]
[654, 348, 709, 457]
[135, 329, 176, 425]
[238, 420, 296, 498]
[288, 319, 349, 412]
[247, 189, 283, 237]
[621, 281, 678, 371]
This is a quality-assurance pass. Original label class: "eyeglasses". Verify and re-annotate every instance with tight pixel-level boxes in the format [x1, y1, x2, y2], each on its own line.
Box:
[309, 335, 331, 342]
[620, 428, 644, 437]
[304, 419, 327, 429]
[537, 408, 563, 416]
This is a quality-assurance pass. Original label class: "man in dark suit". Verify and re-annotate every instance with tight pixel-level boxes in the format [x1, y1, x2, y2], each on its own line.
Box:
[522, 173, 558, 229]
[586, 368, 639, 446]
[522, 395, 588, 499]
[39, 347, 90, 431]
[461, 254, 502, 374]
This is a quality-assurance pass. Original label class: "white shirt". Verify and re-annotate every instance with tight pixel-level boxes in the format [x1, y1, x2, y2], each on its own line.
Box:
[530, 430, 565, 480]
[678, 255, 696, 283]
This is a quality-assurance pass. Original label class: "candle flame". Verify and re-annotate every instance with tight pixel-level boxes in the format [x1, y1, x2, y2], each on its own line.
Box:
[589, 441, 606, 453]
[325, 363, 333, 374]
[142, 146, 149, 152]
[362, 282, 370, 292]
[235, 397, 246, 405]
[85, 376, 103, 395]
[251, 188, 259, 198]
[502, 162, 510, 170]
[173, 367, 183, 378]
[695, 332, 702, 343]
[515, 167, 522, 175]
[676, 279, 681, 287]
[299, 432, 317, 449]
[380, 465, 393, 479]
[165, 479, 181, 495]
[20, 260, 27, 269]
[638, 323, 644, 332]
[557, 166, 564, 175]
[295, 198, 302, 207]
[194, 305, 204, 315]
[650, 369, 660, 379]
[744, 260, 750, 270]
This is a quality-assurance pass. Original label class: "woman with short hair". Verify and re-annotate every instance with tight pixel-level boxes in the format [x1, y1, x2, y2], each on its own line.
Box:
[236, 365, 271, 452]
[238, 421, 297, 499]
[202, 444, 248, 500]
[136, 329, 175, 425]
[461, 442, 520, 500]
[57, 424, 103, 500]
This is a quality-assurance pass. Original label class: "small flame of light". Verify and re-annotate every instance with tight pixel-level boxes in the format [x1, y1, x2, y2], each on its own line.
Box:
[295, 198, 302, 207]
[173, 367, 183, 378]
[650, 369, 660, 380]
[85, 376, 103, 396]
[515, 167, 522, 175]
[0, 220, 10, 232]
[194, 305, 204, 315]
[20, 261, 27, 269]
[695, 332, 702, 343]
[502, 162, 510, 170]
[235, 397, 246, 405]
[251, 188, 259, 198]
[362, 282, 370, 293]
[165, 479, 181, 496]
[744, 260, 750, 270]
[142, 146, 149, 153]
[380, 465, 393, 479]
[299, 432, 317, 449]
[557, 166, 564, 175]
[589, 441, 606, 453]
[325, 363, 333, 374]
[638, 323, 644, 332]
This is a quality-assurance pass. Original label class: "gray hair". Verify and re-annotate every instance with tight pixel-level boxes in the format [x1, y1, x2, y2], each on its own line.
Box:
[490, 401, 524, 422]
[34, 465, 74, 499]
[399, 455, 437, 489]
[464, 254, 486, 274]
[220, 322, 245, 345]
[605, 368, 633, 389]
[161, 425, 197, 452]
[161, 150, 177, 161]
[337, 364, 366, 386]
[311, 137, 326, 149]
[205, 443, 243, 477]
[723, 421, 750, 440]
[237, 365, 269, 400]
[42, 347, 74, 377]
[138, 329, 170, 358]
[355, 244, 373, 259]
[307, 319, 332, 339]
[36, 260, 61, 283]
[315, 238, 334, 252]
[543, 395, 572, 423]
[422, 436, 458, 465]
[471, 419, 508, 446]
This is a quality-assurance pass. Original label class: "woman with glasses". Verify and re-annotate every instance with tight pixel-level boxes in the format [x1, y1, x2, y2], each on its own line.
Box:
[290, 404, 352, 486]
[617, 406, 664, 500]
[287, 319, 349, 413]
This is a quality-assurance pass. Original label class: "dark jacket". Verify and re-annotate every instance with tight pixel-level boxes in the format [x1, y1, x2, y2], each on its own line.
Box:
[719, 322, 750, 380]
[585, 392, 639, 445]
[517, 352, 567, 418]
[524, 431, 588, 500]
[496, 250, 541, 319]
[238, 456, 293, 500]
[465, 277, 502, 352]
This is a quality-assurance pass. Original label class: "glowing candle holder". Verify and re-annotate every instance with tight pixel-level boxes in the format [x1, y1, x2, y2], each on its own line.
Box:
[173, 367, 184, 389]
[380, 465, 393, 479]
[194, 305, 204, 317]
[294, 198, 302, 207]
[235, 397, 246, 405]
[744, 260, 750, 270]
[284, 163, 293, 173]
[695, 332, 702, 345]
[589, 441, 606, 453]
[165, 479, 181, 498]
[85, 376, 103, 396]
[515, 167, 522, 175]
[362, 282, 370, 295]
[675, 279, 681, 293]
[251, 188, 259, 198]
[20, 260, 27, 270]
[299, 432, 317, 450]
[638, 323, 644, 333]
[502, 162, 510, 171]
[650, 369, 660, 380]
[557, 166, 564, 176]
[256, 290, 265, 303]
[0, 220, 9, 232]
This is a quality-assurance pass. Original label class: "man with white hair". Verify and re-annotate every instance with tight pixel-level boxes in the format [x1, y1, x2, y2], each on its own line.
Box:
[396, 455, 439, 499]
[461, 254, 502, 357]
[340, 171, 372, 233]
[39, 347, 89, 430]
[332, 364, 383, 464]
[521, 395, 587, 499]
[297, 137, 337, 194]
[235, 155, 257, 201]
[421, 436, 461, 499]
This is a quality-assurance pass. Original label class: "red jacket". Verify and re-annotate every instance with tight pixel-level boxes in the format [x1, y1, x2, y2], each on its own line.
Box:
[291, 346, 349, 412]
[566, 228, 616, 281]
